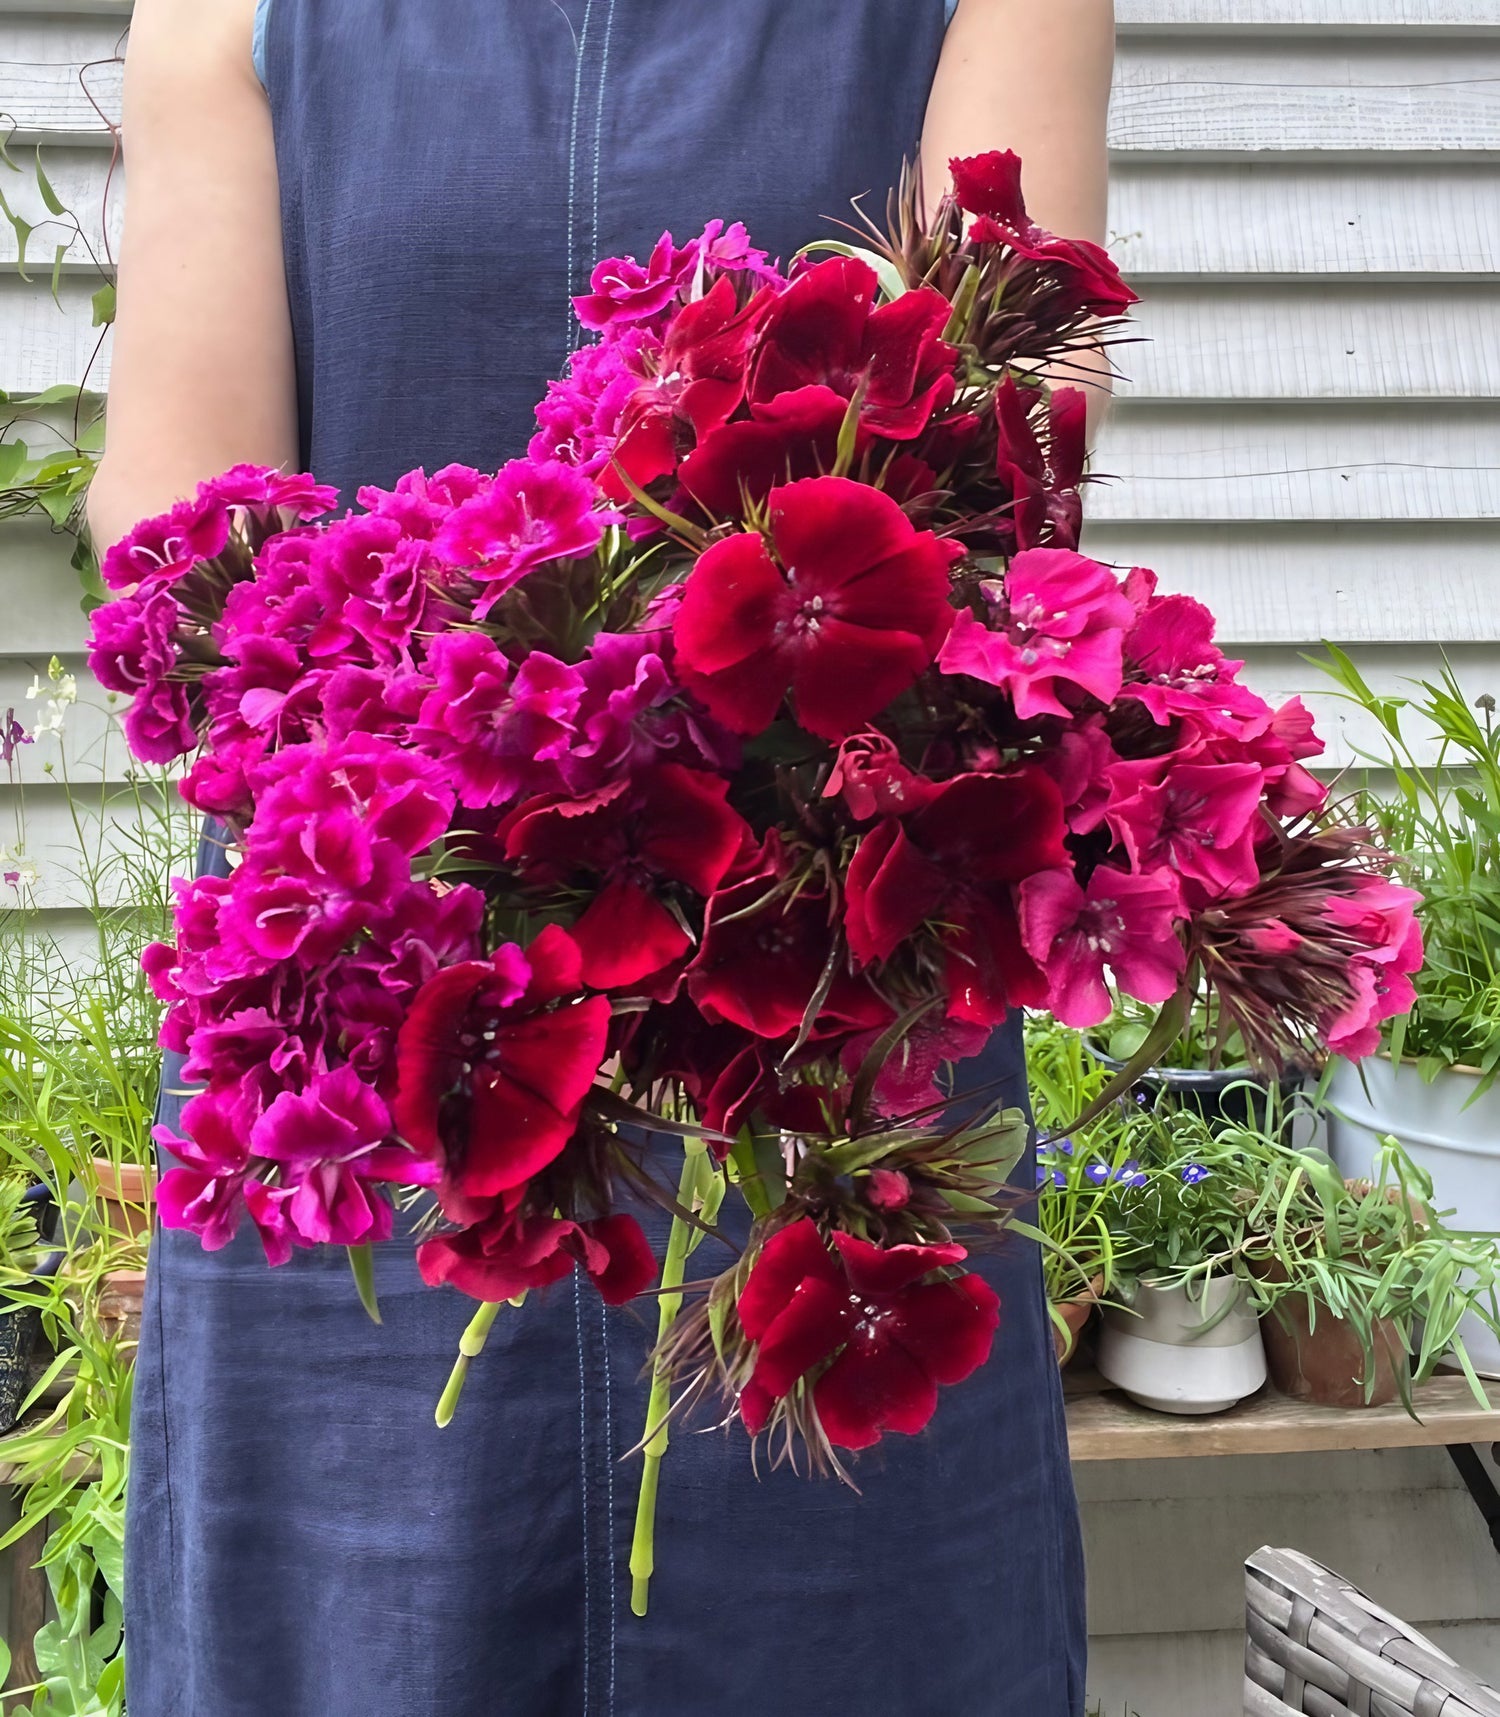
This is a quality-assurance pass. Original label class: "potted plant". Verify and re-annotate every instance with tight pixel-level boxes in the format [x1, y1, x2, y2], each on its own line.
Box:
[1240, 1134, 1500, 1408]
[1318, 650, 1500, 1373]
[1090, 1104, 1269, 1414]
[0, 1177, 58, 1436]
[1024, 1016, 1122, 1363]
[1089, 992, 1306, 1131]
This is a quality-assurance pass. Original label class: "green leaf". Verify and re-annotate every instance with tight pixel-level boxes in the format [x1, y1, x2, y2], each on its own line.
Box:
[90, 282, 116, 328]
[34, 150, 66, 217]
[0, 438, 27, 486]
[17, 383, 84, 407]
[794, 238, 907, 301]
[347, 1244, 381, 1324]
[50, 240, 67, 308]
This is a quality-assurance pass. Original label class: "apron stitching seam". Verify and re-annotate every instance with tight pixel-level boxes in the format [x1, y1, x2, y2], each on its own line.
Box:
[600, 1296, 617, 1712]
[564, 0, 598, 354]
[589, 0, 618, 273]
[574, 1273, 592, 1711]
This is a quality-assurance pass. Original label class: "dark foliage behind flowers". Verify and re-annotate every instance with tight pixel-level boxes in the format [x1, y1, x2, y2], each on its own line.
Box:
[89, 153, 1418, 1476]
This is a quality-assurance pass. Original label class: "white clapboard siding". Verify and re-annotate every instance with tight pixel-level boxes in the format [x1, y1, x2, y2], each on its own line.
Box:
[1116, 0, 1500, 32]
[0, 145, 121, 271]
[1110, 38, 1500, 156]
[1081, 521, 1498, 645]
[0, 16, 123, 142]
[1120, 284, 1500, 400]
[0, 275, 110, 393]
[4, 519, 95, 654]
[1110, 161, 1500, 279]
[1089, 404, 1500, 523]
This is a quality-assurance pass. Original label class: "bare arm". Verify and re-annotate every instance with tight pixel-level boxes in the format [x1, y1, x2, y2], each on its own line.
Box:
[921, 0, 1119, 437]
[86, 0, 297, 553]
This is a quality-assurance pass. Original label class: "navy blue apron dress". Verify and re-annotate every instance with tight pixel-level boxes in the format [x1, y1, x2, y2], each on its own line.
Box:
[123, 4, 1088, 1711]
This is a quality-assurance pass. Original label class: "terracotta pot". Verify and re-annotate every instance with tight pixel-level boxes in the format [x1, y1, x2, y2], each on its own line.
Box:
[97, 1268, 147, 1353]
[92, 1159, 155, 1241]
[1050, 1276, 1104, 1367]
[1260, 1296, 1406, 1409]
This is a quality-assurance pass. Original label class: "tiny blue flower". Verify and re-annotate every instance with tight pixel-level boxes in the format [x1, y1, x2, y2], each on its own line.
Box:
[1181, 1163, 1211, 1186]
[1116, 1160, 1149, 1188]
[1058, 1138, 1075, 1156]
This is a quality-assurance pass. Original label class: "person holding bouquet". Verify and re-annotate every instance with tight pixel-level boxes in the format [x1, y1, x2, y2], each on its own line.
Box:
[89, 2, 1121, 1712]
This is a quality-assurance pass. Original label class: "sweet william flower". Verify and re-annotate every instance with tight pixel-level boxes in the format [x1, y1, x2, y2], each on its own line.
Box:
[747, 256, 958, 440]
[500, 763, 751, 991]
[531, 326, 655, 476]
[994, 376, 1086, 552]
[938, 547, 1135, 720]
[735, 1220, 1000, 1451]
[823, 731, 937, 822]
[573, 232, 690, 331]
[124, 677, 199, 765]
[155, 1084, 260, 1252]
[87, 587, 179, 695]
[100, 491, 229, 592]
[392, 925, 611, 1204]
[432, 457, 605, 614]
[951, 150, 1138, 317]
[249, 1064, 435, 1255]
[673, 476, 958, 741]
[418, 1203, 656, 1305]
[414, 632, 583, 809]
[1107, 758, 1266, 899]
[197, 462, 339, 520]
[1018, 864, 1185, 1027]
[688, 841, 889, 1041]
[843, 769, 1069, 1025]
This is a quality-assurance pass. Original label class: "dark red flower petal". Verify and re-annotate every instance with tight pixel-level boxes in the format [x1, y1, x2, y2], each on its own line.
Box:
[677, 386, 849, 520]
[391, 960, 494, 1158]
[750, 1274, 852, 1399]
[416, 1206, 575, 1301]
[575, 1214, 658, 1304]
[813, 1335, 938, 1451]
[748, 256, 877, 402]
[941, 891, 1049, 1026]
[908, 770, 1069, 885]
[569, 876, 691, 991]
[736, 1218, 840, 1340]
[521, 923, 589, 1007]
[949, 150, 1028, 222]
[767, 477, 952, 645]
[844, 818, 946, 966]
[461, 997, 611, 1197]
[600, 410, 679, 505]
[830, 1230, 968, 1297]
[788, 617, 935, 745]
[890, 1275, 1001, 1386]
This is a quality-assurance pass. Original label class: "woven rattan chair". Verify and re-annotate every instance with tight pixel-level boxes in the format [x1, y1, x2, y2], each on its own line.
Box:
[1245, 1547, 1500, 1717]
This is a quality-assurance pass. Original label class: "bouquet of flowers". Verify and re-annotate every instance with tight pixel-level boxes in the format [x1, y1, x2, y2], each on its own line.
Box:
[88, 151, 1421, 1609]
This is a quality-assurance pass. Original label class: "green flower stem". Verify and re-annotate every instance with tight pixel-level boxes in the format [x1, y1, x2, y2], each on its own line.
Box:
[434, 1298, 502, 1429]
[630, 1139, 709, 1618]
[728, 1127, 772, 1221]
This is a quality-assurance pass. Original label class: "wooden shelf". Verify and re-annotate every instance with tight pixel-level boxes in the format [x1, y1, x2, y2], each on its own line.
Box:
[1065, 1370, 1500, 1461]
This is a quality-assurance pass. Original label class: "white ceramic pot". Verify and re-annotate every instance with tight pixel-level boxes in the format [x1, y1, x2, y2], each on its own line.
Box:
[1325, 1055, 1500, 1377]
[1097, 1276, 1267, 1415]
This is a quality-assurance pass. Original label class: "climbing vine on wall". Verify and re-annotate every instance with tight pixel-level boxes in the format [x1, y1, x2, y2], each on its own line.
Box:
[0, 69, 122, 609]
